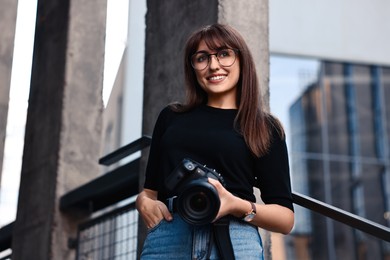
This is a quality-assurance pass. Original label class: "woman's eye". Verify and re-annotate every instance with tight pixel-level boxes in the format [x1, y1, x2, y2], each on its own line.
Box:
[197, 54, 207, 63]
[218, 50, 230, 58]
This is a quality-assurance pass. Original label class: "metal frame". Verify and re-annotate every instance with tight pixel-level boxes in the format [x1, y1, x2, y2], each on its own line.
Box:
[293, 192, 390, 242]
[1, 135, 389, 256]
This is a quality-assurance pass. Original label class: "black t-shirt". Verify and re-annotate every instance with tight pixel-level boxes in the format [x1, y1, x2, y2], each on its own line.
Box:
[144, 105, 294, 211]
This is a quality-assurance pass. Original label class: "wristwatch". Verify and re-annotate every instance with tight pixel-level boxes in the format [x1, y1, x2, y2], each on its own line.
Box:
[241, 201, 256, 222]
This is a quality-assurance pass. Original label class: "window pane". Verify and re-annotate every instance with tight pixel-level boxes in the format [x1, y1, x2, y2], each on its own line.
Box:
[270, 55, 390, 260]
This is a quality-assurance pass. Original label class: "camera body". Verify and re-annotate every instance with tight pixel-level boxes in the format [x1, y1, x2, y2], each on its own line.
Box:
[165, 158, 226, 225]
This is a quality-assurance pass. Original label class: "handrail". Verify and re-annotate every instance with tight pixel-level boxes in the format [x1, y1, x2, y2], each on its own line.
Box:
[2, 135, 389, 254]
[0, 253, 12, 260]
[99, 135, 151, 165]
[60, 159, 140, 212]
[96, 135, 390, 243]
[292, 192, 390, 242]
[60, 135, 152, 212]
[0, 223, 13, 253]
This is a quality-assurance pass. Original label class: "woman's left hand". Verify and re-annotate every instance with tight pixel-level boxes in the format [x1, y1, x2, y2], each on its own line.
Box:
[208, 178, 295, 234]
[208, 177, 244, 220]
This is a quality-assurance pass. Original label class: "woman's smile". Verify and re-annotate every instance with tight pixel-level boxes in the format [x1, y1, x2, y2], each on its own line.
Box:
[194, 40, 240, 108]
[207, 74, 227, 82]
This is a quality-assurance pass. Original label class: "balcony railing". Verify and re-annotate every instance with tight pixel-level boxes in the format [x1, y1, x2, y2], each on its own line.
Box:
[75, 201, 139, 259]
[1, 135, 389, 258]
[292, 192, 390, 242]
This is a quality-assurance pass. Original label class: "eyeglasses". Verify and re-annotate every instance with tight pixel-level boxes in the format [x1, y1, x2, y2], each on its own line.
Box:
[190, 48, 238, 71]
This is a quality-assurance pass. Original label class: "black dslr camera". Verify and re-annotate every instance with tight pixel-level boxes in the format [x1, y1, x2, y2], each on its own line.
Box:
[165, 158, 226, 225]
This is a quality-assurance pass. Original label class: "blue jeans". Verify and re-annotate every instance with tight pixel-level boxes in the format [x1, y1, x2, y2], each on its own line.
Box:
[141, 214, 264, 259]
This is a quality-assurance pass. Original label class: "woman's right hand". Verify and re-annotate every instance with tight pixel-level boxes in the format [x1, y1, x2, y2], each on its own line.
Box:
[136, 189, 173, 229]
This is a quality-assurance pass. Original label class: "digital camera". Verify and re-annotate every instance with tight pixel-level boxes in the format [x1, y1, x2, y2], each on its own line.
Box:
[165, 158, 226, 225]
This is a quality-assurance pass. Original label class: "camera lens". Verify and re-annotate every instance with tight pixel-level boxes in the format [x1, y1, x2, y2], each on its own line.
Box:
[189, 192, 208, 212]
[177, 180, 220, 225]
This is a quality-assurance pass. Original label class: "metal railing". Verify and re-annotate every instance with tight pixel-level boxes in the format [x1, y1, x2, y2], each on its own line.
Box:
[75, 202, 139, 260]
[62, 136, 151, 260]
[63, 135, 390, 243]
[292, 192, 390, 242]
[1, 135, 390, 258]
[60, 136, 151, 213]
[0, 223, 13, 257]
[0, 253, 11, 260]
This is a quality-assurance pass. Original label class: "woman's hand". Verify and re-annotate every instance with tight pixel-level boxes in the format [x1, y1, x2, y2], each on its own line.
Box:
[208, 178, 294, 234]
[208, 177, 243, 220]
[136, 189, 173, 229]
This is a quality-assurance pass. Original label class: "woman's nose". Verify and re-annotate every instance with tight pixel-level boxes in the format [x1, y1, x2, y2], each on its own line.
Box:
[209, 55, 220, 70]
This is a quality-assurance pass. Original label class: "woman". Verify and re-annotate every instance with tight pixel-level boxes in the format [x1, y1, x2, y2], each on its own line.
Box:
[136, 24, 294, 259]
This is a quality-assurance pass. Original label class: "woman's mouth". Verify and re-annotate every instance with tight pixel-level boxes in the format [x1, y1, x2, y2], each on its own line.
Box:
[208, 75, 226, 81]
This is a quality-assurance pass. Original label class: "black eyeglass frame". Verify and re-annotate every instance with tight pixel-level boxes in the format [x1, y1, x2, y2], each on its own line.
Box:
[190, 48, 239, 71]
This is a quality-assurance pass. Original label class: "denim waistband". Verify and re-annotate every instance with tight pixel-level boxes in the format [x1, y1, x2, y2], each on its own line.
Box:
[141, 213, 264, 259]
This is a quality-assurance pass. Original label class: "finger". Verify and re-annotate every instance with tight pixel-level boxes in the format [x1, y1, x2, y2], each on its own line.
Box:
[144, 214, 164, 229]
[141, 213, 157, 228]
[141, 207, 164, 228]
[160, 206, 173, 221]
[208, 177, 218, 185]
[157, 201, 173, 221]
[146, 219, 160, 229]
[208, 178, 223, 191]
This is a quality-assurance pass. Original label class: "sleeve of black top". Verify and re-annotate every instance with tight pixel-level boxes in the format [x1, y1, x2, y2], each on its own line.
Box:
[255, 128, 294, 212]
[143, 107, 171, 191]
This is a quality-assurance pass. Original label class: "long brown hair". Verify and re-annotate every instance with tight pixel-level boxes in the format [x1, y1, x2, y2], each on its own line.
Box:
[171, 24, 284, 157]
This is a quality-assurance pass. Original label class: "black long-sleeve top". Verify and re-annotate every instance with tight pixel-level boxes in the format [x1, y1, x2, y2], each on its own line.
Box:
[144, 105, 294, 212]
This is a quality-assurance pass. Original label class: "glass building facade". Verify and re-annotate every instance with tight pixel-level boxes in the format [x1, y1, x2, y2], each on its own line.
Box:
[284, 60, 390, 260]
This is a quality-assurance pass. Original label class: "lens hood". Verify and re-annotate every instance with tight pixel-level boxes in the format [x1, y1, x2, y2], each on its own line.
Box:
[177, 180, 220, 225]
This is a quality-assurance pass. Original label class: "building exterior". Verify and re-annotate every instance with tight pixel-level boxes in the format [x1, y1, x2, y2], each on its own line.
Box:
[289, 61, 390, 260]
[1, 0, 390, 259]
[0, 0, 272, 259]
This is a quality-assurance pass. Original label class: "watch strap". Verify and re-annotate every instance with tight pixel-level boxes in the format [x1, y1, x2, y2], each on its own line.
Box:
[241, 201, 256, 221]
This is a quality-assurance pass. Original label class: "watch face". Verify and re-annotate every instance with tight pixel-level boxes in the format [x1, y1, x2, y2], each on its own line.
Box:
[244, 213, 255, 222]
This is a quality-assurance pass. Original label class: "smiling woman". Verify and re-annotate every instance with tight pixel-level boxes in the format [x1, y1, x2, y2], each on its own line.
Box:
[136, 24, 294, 260]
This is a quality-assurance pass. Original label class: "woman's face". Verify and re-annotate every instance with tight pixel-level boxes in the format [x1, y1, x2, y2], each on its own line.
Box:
[193, 40, 240, 109]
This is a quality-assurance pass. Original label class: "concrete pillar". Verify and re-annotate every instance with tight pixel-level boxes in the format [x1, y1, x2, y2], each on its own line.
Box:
[0, 0, 18, 185]
[11, 0, 107, 259]
[218, 0, 270, 109]
[140, 0, 270, 257]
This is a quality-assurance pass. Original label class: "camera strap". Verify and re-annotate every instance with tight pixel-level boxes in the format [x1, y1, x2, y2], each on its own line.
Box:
[166, 196, 177, 213]
[213, 217, 235, 260]
[164, 196, 235, 259]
